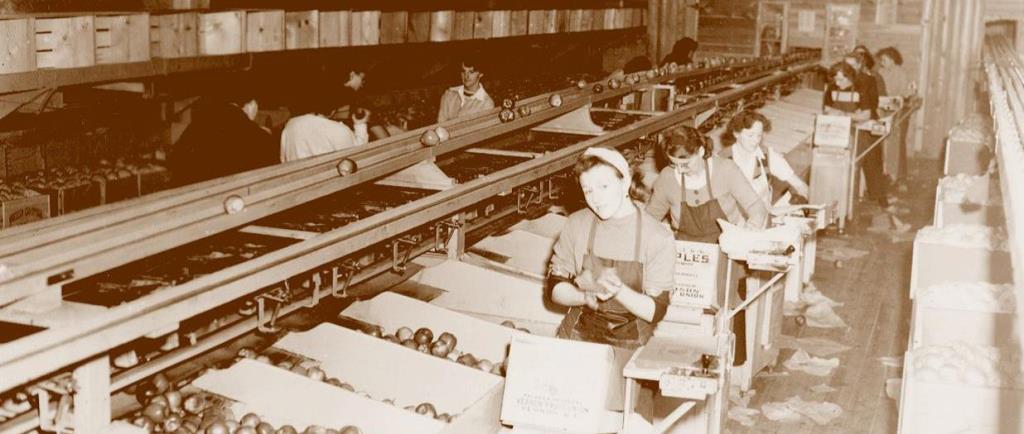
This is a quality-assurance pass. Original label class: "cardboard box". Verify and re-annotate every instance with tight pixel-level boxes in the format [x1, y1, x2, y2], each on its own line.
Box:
[671, 241, 729, 310]
[911, 301, 1018, 350]
[414, 259, 566, 337]
[501, 333, 630, 433]
[341, 291, 523, 364]
[898, 351, 1024, 434]
[1, 191, 50, 228]
[275, 324, 504, 433]
[934, 175, 1003, 227]
[943, 137, 991, 176]
[909, 227, 1013, 298]
[194, 358, 444, 433]
[470, 229, 555, 277]
[808, 146, 852, 223]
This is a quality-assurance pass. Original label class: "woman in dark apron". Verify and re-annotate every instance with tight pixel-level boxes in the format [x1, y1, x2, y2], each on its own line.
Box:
[824, 60, 889, 207]
[720, 110, 810, 207]
[548, 147, 676, 350]
[646, 126, 768, 365]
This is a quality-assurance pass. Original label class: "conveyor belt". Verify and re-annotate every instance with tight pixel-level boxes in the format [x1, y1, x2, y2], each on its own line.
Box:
[0, 52, 821, 433]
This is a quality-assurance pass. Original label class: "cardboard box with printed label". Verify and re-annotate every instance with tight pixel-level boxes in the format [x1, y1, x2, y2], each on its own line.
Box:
[501, 333, 632, 433]
[274, 323, 504, 433]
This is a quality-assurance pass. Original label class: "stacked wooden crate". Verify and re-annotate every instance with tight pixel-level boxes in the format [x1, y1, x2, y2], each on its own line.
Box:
[2, 7, 646, 76]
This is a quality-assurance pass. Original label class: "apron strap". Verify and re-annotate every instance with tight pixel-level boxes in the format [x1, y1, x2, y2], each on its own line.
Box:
[679, 158, 716, 209]
[585, 205, 643, 262]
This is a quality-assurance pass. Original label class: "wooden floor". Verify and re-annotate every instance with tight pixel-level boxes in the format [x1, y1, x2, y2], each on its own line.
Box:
[724, 159, 941, 434]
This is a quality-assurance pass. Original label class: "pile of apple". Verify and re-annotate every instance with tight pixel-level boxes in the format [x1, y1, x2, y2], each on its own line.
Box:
[129, 372, 364, 433]
[0, 181, 43, 202]
[237, 348, 457, 424]
[361, 325, 510, 376]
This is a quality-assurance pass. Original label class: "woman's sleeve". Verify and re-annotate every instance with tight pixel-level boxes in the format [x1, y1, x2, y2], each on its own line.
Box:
[644, 226, 676, 323]
[645, 172, 672, 223]
[548, 219, 578, 280]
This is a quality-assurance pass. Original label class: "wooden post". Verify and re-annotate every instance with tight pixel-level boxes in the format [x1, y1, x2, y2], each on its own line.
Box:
[648, 0, 660, 62]
[73, 355, 111, 434]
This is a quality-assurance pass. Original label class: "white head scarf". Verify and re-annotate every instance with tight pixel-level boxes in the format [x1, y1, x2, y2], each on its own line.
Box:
[582, 147, 631, 185]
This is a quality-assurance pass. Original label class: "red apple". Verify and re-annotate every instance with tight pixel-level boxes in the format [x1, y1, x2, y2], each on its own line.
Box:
[437, 332, 457, 351]
[413, 328, 434, 345]
[430, 340, 450, 358]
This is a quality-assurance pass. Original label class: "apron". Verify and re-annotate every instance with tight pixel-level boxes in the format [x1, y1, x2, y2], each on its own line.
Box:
[556, 207, 652, 349]
[675, 160, 748, 365]
[725, 147, 797, 207]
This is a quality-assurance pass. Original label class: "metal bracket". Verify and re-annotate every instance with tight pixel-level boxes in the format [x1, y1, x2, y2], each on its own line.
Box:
[255, 291, 286, 333]
[34, 376, 74, 434]
[302, 273, 324, 309]
[330, 261, 361, 298]
[434, 218, 462, 252]
[391, 236, 418, 273]
[517, 183, 545, 214]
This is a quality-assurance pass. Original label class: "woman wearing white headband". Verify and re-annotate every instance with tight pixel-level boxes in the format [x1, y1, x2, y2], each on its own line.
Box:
[548, 146, 676, 349]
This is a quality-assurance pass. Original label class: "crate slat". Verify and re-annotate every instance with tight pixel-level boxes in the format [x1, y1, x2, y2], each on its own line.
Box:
[285, 10, 318, 50]
[508, 10, 528, 36]
[407, 11, 431, 43]
[454, 11, 475, 40]
[318, 10, 349, 48]
[35, 15, 95, 69]
[473, 10, 493, 39]
[198, 10, 244, 55]
[490, 10, 509, 38]
[94, 13, 150, 64]
[245, 9, 284, 52]
[0, 18, 36, 74]
[430, 10, 454, 42]
[150, 12, 198, 58]
[379, 11, 407, 44]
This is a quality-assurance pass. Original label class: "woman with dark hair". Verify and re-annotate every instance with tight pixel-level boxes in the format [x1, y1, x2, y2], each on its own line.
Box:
[824, 60, 889, 207]
[661, 37, 699, 66]
[548, 147, 675, 349]
[720, 110, 809, 205]
[647, 125, 768, 243]
[876, 46, 912, 181]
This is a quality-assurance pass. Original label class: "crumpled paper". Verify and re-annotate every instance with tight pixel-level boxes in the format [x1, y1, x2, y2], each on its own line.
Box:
[788, 285, 848, 328]
[885, 378, 902, 400]
[784, 349, 840, 376]
[728, 386, 755, 408]
[727, 406, 761, 427]
[810, 384, 837, 394]
[762, 396, 843, 425]
[804, 302, 849, 328]
[777, 335, 852, 357]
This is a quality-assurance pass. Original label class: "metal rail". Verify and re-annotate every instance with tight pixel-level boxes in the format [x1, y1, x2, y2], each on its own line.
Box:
[0, 57, 817, 394]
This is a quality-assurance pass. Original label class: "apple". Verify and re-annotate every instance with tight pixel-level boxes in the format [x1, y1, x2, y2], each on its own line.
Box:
[498, 108, 516, 123]
[143, 402, 169, 423]
[164, 390, 183, 412]
[401, 339, 418, 350]
[608, 79, 621, 89]
[434, 126, 450, 142]
[337, 159, 357, 176]
[476, 359, 494, 372]
[436, 413, 453, 423]
[236, 427, 258, 434]
[415, 403, 437, 418]
[303, 426, 328, 434]
[149, 394, 170, 409]
[517, 328, 532, 334]
[236, 348, 257, 360]
[339, 426, 361, 434]
[396, 327, 414, 341]
[225, 420, 240, 433]
[517, 106, 531, 117]
[306, 367, 326, 381]
[592, 84, 604, 93]
[430, 340, 450, 358]
[256, 422, 276, 434]
[456, 354, 477, 366]
[549, 94, 562, 107]
[152, 373, 171, 395]
[413, 328, 434, 345]
[276, 426, 298, 434]
[501, 98, 515, 109]
[420, 130, 440, 147]
[324, 377, 344, 387]
[576, 79, 587, 89]
[163, 414, 183, 432]
[383, 334, 400, 344]
[290, 365, 308, 376]
[206, 422, 231, 434]
[417, 342, 430, 354]
[367, 326, 383, 338]
[240, 413, 261, 428]
[437, 332, 457, 351]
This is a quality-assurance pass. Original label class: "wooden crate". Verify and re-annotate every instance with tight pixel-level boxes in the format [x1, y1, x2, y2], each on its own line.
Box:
[150, 12, 198, 58]
[528, 10, 557, 35]
[911, 297, 1017, 350]
[143, 0, 210, 9]
[94, 13, 150, 64]
[38, 182, 101, 216]
[35, 15, 95, 69]
[349, 10, 380, 46]
[1, 191, 50, 228]
[245, 9, 284, 52]
[474, 11, 493, 39]
[379, 11, 407, 44]
[318, 10, 350, 47]
[198, 10, 244, 55]
[943, 137, 991, 176]
[508, 10, 528, 36]
[556, 9, 572, 33]
[454, 11, 475, 40]
[934, 175, 1004, 227]
[909, 226, 1014, 298]
[285, 10, 318, 49]
[430, 10, 454, 41]
[407, 11, 431, 43]
[0, 17, 37, 74]
[490, 10, 510, 38]
[6, 145, 44, 177]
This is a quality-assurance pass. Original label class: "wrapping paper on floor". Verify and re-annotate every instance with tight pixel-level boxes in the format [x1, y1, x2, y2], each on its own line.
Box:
[776, 335, 851, 357]
[815, 245, 869, 263]
[762, 396, 842, 425]
[912, 343, 1024, 389]
[918, 282, 1016, 313]
[727, 406, 761, 427]
[783, 349, 840, 376]
[916, 224, 1009, 251]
